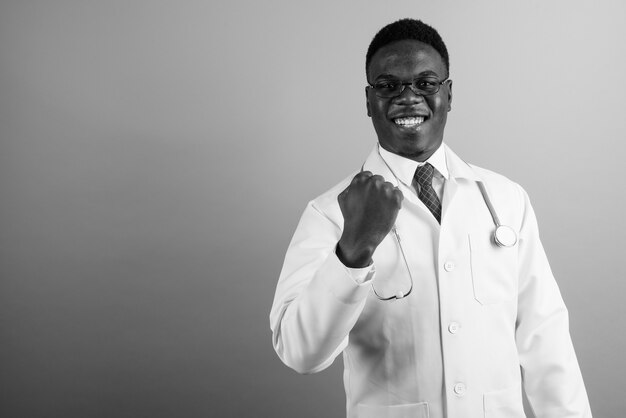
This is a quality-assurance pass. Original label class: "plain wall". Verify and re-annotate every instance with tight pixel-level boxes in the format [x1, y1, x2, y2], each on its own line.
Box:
[1, 1, 625, 417]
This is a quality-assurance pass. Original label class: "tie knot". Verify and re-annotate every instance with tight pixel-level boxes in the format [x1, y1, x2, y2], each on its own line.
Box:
[414, 163, 435, 186]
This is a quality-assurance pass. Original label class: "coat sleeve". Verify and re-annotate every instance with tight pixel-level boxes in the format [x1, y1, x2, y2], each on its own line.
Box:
[515, 186, 592, 417]
[269, 200, 371, 374]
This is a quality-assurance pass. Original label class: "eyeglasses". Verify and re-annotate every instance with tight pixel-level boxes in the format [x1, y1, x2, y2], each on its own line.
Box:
[367, 77, 449, 98]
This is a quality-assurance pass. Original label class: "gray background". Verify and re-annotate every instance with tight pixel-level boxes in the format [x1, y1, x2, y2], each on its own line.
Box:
[1, 0, 624, 417]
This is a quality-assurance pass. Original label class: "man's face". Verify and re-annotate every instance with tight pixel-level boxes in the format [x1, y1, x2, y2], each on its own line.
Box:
[366, 40, 452, 162]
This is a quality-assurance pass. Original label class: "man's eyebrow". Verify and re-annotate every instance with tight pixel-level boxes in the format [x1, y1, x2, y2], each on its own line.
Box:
[417, 70, 440, 77]
[371, 73, 396, 82]
[374, 70, 442, 80]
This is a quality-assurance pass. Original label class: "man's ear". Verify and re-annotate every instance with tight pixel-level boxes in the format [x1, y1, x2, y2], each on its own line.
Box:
[365, 86, 372, 117]
[446, 80, 453, 112]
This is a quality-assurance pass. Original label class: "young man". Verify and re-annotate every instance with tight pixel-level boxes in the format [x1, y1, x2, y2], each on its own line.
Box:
[270, 18, 591, 418]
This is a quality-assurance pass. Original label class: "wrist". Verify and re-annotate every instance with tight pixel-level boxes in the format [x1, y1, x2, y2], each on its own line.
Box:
[336, 240, 375, 268]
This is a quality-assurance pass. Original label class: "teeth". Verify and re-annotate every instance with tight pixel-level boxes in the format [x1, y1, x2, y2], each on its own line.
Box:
[394, 116, 425, 126]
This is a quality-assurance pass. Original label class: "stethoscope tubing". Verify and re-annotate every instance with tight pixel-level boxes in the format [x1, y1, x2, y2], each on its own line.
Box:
[477, 181, 501, 227]
[370, 226, 414, 301]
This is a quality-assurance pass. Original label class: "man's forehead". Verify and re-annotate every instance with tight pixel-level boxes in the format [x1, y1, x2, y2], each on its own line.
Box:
[369, 40, 446, 78]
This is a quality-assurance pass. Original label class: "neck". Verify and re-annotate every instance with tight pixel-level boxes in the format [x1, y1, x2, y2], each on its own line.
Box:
[379, 141, 442, 163]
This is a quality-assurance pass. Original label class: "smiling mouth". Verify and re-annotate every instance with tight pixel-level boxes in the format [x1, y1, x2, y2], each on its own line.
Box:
[393, 116, 425, 127]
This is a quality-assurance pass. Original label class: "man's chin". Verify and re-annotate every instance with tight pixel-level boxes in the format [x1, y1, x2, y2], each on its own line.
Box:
[390, 136, 442, 161]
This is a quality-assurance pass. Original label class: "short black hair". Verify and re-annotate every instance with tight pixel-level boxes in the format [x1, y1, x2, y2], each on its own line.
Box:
[366, 18, 449, 79]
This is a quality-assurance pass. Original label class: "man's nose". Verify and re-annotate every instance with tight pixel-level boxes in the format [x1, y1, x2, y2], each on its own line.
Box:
[395, 84, 424, 104]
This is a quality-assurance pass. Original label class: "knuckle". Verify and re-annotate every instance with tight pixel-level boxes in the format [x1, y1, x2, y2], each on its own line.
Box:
[353, 171, 372, 184]
[369, 175, 385, 188]
[383, 181, 395, 190]
[394, 190, 404, 205]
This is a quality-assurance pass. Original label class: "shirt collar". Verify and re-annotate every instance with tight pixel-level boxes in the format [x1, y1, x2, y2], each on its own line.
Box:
[377, 142, 450, 187]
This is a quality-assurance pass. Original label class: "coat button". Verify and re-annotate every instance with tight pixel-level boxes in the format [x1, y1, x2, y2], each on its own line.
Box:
[448, 322, 460, 334]
[453, 382, 466, 396]
[444, 261, 455, 272]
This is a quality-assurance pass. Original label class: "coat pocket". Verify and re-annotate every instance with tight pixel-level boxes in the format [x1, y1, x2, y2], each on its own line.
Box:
[357, 401, 429, 418]
[483, 385, 525, 417]
[469, 233, 518, 305]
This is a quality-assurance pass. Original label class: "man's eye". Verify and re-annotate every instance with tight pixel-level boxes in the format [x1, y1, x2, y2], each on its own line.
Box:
[416, 79, 438, 89]
[376, 81, 398, 90]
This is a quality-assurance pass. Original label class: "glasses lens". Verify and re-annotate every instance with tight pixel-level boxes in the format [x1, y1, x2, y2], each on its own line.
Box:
[415, 78, 441, 95]
[373, 80, 402, 98]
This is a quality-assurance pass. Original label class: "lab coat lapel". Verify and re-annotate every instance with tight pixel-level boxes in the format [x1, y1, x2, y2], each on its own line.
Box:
[441, 145, 481, 222]
[444, 145, 480, 182]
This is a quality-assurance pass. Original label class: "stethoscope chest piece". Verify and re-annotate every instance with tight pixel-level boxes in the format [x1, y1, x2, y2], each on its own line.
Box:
[477, 180, 518, 248]
[494, 224, 518, 248]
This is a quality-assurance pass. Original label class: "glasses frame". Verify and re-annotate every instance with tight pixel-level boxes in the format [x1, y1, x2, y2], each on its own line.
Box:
[367, 77, 450, 99]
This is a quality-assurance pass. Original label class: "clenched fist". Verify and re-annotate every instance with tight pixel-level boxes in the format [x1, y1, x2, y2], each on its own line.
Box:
[336, 171, 404, 268]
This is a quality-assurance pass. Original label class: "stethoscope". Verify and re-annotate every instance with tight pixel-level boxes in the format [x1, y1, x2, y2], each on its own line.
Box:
[363, 149, 518, 301]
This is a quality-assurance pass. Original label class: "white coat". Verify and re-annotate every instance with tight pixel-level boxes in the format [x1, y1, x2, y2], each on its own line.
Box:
[270, 144, 591, 418]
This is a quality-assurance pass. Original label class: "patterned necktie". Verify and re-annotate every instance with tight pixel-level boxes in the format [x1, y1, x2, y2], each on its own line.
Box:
[414, 163, 442, 223]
